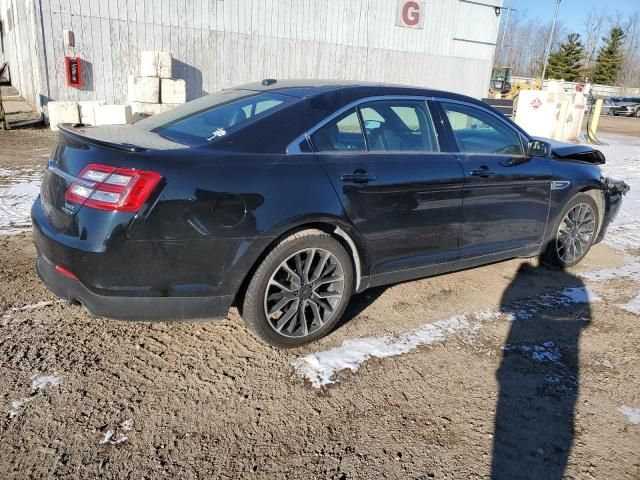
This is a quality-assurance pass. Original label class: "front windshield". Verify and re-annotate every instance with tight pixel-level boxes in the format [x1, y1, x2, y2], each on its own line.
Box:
[136, 89, 295, 146]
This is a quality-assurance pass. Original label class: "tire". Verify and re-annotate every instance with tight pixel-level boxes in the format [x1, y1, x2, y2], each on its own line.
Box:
[242, 229, 354, 347]
[542, 193, 599, 268]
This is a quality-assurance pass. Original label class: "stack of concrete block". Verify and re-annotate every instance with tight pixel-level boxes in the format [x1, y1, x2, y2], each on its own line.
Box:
[79, 100, 105, 125]
[129, 50, 186, 118]
[48, 101, 80, 131]
[94, 105, 133, 125]
[48, 100, 132, 130]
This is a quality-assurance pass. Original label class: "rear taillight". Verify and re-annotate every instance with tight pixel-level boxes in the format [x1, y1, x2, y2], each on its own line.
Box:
[65, 163, 161, 211]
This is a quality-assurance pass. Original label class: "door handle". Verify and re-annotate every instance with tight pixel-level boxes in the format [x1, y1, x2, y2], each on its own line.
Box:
[341, 172, 377, 184]
[470, 166, 494, 178]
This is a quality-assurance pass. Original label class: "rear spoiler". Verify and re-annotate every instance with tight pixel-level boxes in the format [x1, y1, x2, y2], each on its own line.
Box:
[58, 123, 148, 152]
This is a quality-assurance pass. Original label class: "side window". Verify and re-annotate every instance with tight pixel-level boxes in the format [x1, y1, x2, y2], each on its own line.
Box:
[311, 109, 366, 152]
[441, 102, 524, 155]
[359, 100, 438, 152]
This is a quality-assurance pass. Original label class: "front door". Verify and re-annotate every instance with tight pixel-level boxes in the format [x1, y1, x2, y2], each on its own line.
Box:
[438, 101, 551, 259]
[310, 99, 465, 280]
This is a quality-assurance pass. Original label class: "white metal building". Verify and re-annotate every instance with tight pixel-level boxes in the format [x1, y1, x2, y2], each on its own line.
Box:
[1, 0, 502, 113]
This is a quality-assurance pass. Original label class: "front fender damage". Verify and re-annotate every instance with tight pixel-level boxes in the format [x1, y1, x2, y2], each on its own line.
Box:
[594, 177, 630, 244]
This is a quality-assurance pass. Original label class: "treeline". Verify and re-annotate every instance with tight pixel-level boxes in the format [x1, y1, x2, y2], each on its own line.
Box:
[494, 8, 640, 88]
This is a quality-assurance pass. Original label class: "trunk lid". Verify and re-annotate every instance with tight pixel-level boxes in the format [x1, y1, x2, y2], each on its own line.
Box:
[40, 124, 182, 231]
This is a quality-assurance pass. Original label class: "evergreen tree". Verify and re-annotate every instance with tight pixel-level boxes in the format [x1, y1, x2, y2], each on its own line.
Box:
[593, 27, 626, 85]
[547, 33, 585, 82]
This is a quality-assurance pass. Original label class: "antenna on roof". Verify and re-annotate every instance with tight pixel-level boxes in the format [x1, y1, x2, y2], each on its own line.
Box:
[261, 78, 277, 86]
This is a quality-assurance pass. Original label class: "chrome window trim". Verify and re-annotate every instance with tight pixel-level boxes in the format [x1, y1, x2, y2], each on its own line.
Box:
[287, 95, 531, 156]
[286, 95, 435, 154]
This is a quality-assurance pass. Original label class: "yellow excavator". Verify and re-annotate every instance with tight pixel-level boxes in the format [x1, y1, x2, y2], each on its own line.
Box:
[488, 66, 542, 99]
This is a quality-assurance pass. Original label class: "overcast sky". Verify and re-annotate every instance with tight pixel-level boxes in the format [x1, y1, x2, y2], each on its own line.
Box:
[503, 0, 639, 32]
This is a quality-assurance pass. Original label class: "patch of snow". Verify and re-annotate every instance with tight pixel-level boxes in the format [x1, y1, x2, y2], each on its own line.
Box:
[120, 419, 134, 431]
[503, 341, 562, 364]
[31, 374, 62, 391]
[0, 167, 42, 235]
[619, 405, 640, 425]
[13, 301, 54, 312]
[292, 287, 595, 388]
[562, 286, 601, 303]
[100, 429, 129, 445]
[532, 341, 562, 363]
[7, 397, 33, 418]
[596, 135, 640, 253]
[581, 261, 640, 283]
[618, 293, 640, 315]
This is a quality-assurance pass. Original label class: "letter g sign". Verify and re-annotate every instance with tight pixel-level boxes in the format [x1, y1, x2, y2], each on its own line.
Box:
[396, 0, 425, 29]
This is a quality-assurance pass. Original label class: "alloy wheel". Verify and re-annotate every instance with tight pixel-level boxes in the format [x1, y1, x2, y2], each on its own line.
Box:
[263, 248, 345, 338]
[556, 202, 596, 264]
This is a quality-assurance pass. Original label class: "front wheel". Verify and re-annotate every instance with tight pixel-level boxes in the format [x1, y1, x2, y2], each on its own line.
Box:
[542, 193, 599, 268]
[242, 229, 354, 347]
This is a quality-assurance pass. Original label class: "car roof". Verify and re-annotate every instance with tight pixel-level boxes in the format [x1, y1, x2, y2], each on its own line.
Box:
[235, 79, 484, 106]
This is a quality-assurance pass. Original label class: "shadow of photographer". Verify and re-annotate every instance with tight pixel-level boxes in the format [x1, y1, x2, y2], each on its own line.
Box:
[491, 262, 592, 480]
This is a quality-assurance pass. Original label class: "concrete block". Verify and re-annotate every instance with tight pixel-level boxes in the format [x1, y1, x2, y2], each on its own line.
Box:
[129, 75, 160, 103]
[157, 52, 172, 79]
[140, 50, 172, 78]
[78, 100, 105, 125]
[161, 78, 186, 104]
[131, 102, 180, 116]
[47, 101, 79, 131]
[94, 105, 133, 125]
[140, 51, 159, 77]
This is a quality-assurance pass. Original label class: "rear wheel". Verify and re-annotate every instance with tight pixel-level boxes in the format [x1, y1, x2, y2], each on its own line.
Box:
[242, 229, 353, 347]
[542, 193, 599, 268]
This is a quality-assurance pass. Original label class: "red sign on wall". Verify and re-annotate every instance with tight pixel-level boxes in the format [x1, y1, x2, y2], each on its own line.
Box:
[65, 56, 83, 87]
[396, 0, 425, 29]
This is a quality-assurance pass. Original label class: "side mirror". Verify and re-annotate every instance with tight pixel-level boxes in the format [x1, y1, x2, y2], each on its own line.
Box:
[527, 139, 550, 157]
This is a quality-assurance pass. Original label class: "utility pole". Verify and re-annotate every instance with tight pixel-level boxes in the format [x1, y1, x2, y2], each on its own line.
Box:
[541, 0, 562, 82]
[500, 0, 513, 51]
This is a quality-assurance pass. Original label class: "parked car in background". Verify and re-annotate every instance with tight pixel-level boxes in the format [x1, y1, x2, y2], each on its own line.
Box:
[611, 102, 640, 117]
[32, 80, 629, 347]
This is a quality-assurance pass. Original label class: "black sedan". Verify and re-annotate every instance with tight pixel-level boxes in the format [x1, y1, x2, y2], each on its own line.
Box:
[32, 80, 628, 347]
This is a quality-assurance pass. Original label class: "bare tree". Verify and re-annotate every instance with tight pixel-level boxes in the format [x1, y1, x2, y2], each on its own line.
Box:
[619, 12, 640, 90]
[494, 10, 565, 78]
[494, 6, 640, 89]
[582, 7, 607, 79]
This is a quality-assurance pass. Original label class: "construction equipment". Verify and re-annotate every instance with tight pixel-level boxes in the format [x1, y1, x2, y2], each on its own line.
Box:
[488, 66, 542, 99]
[489, 66, 512, 98]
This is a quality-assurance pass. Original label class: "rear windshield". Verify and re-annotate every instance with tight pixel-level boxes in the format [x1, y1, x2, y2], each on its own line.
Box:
[135, 90, 295, 146]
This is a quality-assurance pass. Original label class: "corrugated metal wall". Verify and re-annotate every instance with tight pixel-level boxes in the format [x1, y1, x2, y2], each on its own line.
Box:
[0, 0, 47, 107]
[3, 0, 502, 108]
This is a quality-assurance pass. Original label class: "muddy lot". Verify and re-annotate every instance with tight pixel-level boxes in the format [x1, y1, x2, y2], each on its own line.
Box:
[0, 129, 638, 479]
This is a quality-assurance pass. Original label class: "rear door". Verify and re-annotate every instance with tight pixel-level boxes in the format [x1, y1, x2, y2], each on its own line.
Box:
[437, 101, 551, 260]
[310, 98, 464, 280]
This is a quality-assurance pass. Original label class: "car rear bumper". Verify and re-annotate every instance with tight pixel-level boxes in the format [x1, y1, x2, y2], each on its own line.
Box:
[35, 254, 232, 321]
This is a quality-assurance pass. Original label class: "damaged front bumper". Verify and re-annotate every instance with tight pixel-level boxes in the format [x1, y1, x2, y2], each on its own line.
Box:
[595, 177, 630, 244]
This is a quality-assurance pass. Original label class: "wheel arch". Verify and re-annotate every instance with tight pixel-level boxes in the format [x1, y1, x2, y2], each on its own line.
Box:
[233, 217, 370, 309]
[577, 184, 606, 239]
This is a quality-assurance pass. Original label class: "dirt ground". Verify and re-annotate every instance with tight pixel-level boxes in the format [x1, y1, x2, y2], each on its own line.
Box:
[0, 128, 638, 479]
[583, 113, 640, 136]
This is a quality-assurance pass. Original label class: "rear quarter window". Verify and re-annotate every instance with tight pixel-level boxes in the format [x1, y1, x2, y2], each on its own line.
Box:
[136, 91, 296, 147]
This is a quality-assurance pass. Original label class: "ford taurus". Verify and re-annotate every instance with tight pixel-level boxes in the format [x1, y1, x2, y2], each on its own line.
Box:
[32, 80, 628, 347]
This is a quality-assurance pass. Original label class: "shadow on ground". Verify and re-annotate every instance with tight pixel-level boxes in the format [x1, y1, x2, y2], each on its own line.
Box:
[491, 263, 591, 479]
